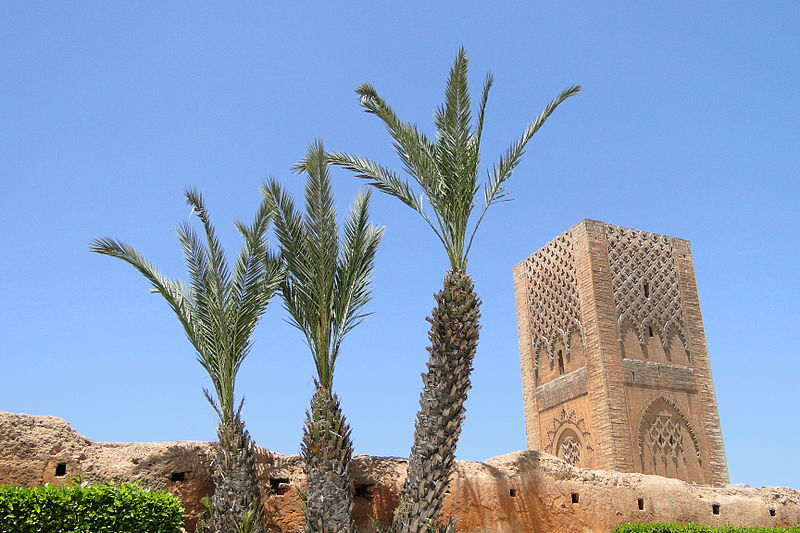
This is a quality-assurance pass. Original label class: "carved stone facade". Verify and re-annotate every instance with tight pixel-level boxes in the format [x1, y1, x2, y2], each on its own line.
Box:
[513, 220, 729, 486]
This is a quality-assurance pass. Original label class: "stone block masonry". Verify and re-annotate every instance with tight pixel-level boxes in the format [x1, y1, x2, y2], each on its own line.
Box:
[514, 219, 729, 486]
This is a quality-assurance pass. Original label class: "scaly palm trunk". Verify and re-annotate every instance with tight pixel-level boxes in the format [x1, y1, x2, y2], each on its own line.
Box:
[301, 383, 355, 533]
[208, 416, 265, 533]
[392, 269, 480, 533]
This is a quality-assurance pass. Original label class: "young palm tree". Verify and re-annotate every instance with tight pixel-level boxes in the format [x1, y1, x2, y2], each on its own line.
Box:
[91, 189, 282, 533]
[328, 48, 580, 533]
[266, 141, 383, 533]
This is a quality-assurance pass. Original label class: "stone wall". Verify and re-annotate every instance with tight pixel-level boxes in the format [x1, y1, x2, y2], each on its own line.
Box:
[1, 412, 797, 532]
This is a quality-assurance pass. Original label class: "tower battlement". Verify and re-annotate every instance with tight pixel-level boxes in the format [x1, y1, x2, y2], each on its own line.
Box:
[513, 219, 729, 486]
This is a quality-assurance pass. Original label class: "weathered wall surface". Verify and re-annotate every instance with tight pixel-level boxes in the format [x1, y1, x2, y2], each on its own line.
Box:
[1, 411, 797, 532]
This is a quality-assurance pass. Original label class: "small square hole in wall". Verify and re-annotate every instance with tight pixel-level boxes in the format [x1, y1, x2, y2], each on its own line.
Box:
[354, 484, 374, 501]
[170, 472, 186, 482]
[509, 489, 517, 498]
[637, 498, 645, 511]
[712, 503, 720, 515]
[269, 478, 290, 496]
[769, 508, 776, 517]
[55, 463, 67, 477]
[571, 493, 579, 504]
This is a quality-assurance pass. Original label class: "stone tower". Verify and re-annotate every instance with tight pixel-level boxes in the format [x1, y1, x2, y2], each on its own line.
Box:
[513, 219, 729, 486]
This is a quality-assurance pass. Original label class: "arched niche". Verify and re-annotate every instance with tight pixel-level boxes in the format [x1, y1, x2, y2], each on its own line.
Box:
[663, 324, 691, 365]
[643, 322, 668, 362]
[637, 397, 704, 483]
[619, 318, 645, 360]
[565, 328, 586, 373]
[536, 345, 555, 385]
[667, 337, 690, 364]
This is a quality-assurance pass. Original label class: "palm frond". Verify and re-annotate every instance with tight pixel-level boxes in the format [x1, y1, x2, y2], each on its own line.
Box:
[474, 72, 494, 155]
[356, 84, 442, 208]
[434, 46, 473, 199]
[176, 221, 217, 358]
[185, 188, 231, 298]
[331, 48, 580, 270]
[228, 195, 283, 369]
[325, 152, 421, 212]
[333, 189, 383, 357]
[264, 177, 324, 376]
[272, 143, 383, 389]
[92, 187, 280, 425]
[483, 84, 581, 209]
[89, 237, 196, 341]
[300, 142, 339, 366]
[325, 152, 446, 249]
[464, 84, 581, 259]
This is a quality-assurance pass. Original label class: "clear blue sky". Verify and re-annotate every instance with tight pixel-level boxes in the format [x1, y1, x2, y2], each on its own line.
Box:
[1, 2, 797, 489]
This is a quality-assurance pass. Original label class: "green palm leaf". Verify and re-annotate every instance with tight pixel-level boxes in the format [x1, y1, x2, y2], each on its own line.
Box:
[331, 46, 580, 270]
[91, 188, 282, 422]
[269, 140, 383, 389]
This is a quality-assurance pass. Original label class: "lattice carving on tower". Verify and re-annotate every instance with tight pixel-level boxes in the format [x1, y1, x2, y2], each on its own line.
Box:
[560, 434, 582, 466]
[646, 411, 684, 458]
[522, 232, 583, 372]
[606, 224, 689, 353]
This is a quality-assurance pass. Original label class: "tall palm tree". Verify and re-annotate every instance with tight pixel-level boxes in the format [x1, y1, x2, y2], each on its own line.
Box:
[266, 141, 383, 533]
[328, 48, 580, 533]
[91, 189, 282, 533]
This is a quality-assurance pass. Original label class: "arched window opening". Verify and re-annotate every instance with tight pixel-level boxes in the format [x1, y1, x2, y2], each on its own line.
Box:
[557, 350, 565, 375]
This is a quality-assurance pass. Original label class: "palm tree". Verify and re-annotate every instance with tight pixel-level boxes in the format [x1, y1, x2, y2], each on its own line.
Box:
[91, 189, 282, 533]
[266, 141, 383, 533]
[328, 48, 580, 533]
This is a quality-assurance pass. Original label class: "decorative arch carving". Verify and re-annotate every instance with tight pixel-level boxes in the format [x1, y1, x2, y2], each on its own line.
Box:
[545, 408, 592, 467]
[566, 328, 586, 373]
[663, 321, 691, 362]
[638, 397, 701, 458]
[521, 233, 584, 375]
[637, 397, 703, 482]
[619, 316, 645, 360]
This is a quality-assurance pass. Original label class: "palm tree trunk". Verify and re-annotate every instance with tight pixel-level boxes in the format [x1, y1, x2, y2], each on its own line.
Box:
[391, 269, 481, 533]
[301, 383, 355, 533]
[208, 416, 265, 533]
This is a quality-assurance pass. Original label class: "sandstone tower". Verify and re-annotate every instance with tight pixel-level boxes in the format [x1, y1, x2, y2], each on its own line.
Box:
[513, 219, 729, 486]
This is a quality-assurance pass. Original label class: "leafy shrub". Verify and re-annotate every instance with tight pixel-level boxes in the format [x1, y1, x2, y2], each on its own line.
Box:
[0, 481, 184, 533]
[614, 524, 800, 533]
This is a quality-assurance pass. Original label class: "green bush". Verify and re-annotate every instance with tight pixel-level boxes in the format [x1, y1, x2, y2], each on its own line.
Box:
[614, 524, 800, 533]
[0, 481, 184, 533]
